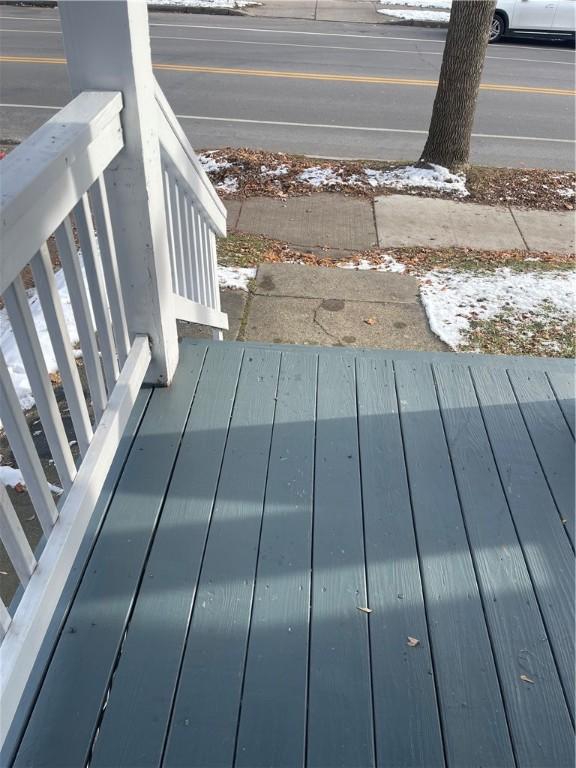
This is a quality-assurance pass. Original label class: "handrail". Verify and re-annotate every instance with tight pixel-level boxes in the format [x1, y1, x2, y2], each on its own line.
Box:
[0, 91, 123, 293]
[154, 79, 226, 236]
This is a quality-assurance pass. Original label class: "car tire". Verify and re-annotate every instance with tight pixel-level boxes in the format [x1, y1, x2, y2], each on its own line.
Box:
[489, 12, 506, 43]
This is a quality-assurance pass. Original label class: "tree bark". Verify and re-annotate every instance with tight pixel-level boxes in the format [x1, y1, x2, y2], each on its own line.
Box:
[420, 0, 496, 171]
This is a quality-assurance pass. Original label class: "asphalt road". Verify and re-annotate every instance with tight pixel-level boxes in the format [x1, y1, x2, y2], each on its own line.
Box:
[0, 7, 574, 168]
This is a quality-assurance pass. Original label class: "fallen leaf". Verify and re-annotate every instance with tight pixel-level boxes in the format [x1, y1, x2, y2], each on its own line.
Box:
[357, 606, 372, 614]
[407, 636, 420, 647]
[520, 674, 535, 684]
[14, 483, 26, 494]
[561, 518, 567, 524]
[364, 318, 377, 326]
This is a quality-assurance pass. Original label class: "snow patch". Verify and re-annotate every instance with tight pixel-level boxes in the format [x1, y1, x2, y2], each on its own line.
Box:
[365, 164, 468, 196]
[217, 265, 256, 291]
[198, 153, 233, 174]
[0, 269, 81, 413]
[297, 167, 347, 187]
[0, 465, 62, 495]
[380, 0, 451, 7]
[338, 256, 406, 274]
[151, 0, 258, 8]
[419, 268, 575, 349]
[558, 187, 575, 199]
[260, 164, 290, 177]
[216, 176, 239, 193]
[378, 8, 450, 21]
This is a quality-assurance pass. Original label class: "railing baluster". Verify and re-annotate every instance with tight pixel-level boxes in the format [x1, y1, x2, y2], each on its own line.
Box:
[201, 219, 215, 309]
[73, 195, 119, 395]
[179, 188, 194, 301]
[0, 351, 58, 534]
[208, 229, 221, 311]
[55, 219, 107, 424]
[168, 170, 186, 297]
[0, 483, 36, 587]
[0, 600, 11, 642]
[89, 176, 130, 368]
[194, 209, 208, 307]
[163, 166, 179, 294]
[187, 199, 202, 305]
[3, 278, 76, 494]
[31, 247, 93, 458]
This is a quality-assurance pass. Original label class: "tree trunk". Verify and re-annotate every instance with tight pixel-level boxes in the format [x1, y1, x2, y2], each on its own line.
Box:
[420, 0, 495, 171]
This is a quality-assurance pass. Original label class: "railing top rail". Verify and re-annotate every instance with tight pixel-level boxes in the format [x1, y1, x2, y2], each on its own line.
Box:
[154, 80, 226, 223]
[0, 90, 123, 293]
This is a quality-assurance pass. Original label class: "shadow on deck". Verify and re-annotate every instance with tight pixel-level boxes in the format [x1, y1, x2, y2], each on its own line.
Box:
[6, 340, 575, 768]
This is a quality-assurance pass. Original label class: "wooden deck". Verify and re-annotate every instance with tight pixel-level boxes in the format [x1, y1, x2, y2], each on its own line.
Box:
[8, 340, 575, 768]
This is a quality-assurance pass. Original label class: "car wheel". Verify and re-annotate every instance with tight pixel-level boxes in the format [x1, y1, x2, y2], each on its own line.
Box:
[489, 13, 505, 43]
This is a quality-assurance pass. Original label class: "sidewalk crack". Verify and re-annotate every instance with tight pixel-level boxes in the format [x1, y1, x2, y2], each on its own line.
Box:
[313, 301, 341, 343]
[508, 206, 530, 251]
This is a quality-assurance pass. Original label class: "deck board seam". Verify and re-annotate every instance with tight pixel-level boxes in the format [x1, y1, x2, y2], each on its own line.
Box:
[506, 370, 575, 554]
[431, 363, 519, 768]
[468, 367, 576, 728]
[159, 348, 246, 766]
[391, 359, 448, 768]
[231, 351, 283, 767]
[354, 357, 379, 768]
[303, 354, 320, 768]
[545, 372, 575, 440]
[85, 348, 209, 767]
[6, 388, 154, 768]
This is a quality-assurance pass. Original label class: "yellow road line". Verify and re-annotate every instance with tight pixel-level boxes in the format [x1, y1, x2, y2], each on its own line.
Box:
[1, 55, 574, 96]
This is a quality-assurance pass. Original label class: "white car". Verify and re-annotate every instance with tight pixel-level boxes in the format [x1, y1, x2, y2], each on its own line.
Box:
[490, 0, 576, 41]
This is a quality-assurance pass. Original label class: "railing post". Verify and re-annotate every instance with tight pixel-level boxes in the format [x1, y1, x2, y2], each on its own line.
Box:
[59, 0, 178, 385]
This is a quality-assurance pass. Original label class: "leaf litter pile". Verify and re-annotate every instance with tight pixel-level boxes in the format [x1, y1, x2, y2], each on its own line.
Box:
[200, 147, 575, 210]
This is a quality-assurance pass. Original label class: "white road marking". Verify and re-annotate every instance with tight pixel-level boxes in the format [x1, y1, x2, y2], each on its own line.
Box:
[1, 13, 571, 55]
[4, 103, 569, 144]
[0, 26, 572, 66]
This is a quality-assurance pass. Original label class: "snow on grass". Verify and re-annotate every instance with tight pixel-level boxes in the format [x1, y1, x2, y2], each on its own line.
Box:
[558, 187, 575, 199]
[260, 164, 290, 177]
[338, 256, 406, 273]
[419, 268, 575, 350]
[378, 7, 450, 21]
[297, 167, 348, 187]
[380, 0, 451, 7]
[0, 465, 63, 495]
[0, 269, 80, 413]
[216, 176, 239, 193]
[296, 164, 468, 196]
[198, 152, 233, 174]
[365, 164, 468, 196]
[217, 265, 256, 291]
[151, 0, 258, 8]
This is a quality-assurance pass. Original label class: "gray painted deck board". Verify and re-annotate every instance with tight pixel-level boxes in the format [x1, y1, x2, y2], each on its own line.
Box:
[547, 369, 576, 438]
[508, 369, 575, 549]
[163, 349, 281, 768]
[471, 366, 575, 719]
[12, 341, 575, 768]
[434, 363, 574, 767]
[395, 360, 515, 768]
[14, 345, 207, 768]
[89, 345, 244, 768]
[235, 351, 317, 768]
[307, 354, 375, 768]
[356, 356, 444, 768]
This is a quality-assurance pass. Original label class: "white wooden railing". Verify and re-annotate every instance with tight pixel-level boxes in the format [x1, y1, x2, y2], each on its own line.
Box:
[0, 0, 228, 750]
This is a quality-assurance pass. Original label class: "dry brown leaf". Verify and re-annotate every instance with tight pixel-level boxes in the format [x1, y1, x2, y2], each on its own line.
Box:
[407, 636, 420, 647]
[520, 674, 535, 684]
[364, 318, 377, 326]
[357, 606, 372, 614]
[14, 482, 26, 494]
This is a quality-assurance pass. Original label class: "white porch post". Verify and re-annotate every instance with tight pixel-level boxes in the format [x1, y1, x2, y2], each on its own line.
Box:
[59, 0, 178, 385]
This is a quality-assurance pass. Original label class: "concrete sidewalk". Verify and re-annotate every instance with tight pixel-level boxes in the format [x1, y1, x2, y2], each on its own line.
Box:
[242, 0, 449, 25]
[226, 193, 576, 255]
